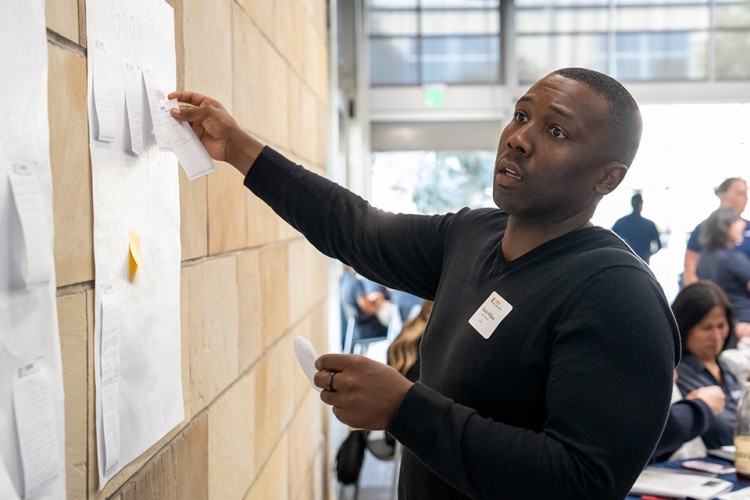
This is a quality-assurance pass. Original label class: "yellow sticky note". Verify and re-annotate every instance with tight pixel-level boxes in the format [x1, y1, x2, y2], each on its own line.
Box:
[128, 231, 144, 282]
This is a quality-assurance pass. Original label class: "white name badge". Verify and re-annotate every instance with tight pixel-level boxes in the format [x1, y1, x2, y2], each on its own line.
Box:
[468, 291, 513, 339]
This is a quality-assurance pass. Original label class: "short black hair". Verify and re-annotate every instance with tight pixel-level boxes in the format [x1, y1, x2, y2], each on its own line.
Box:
[552, 68, 643, 167]
[672, 280, 735, 352]
[631, 193, 643, 209]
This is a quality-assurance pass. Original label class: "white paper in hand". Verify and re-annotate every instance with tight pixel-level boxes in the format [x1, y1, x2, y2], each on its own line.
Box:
[293, 337, 321, 392]
[159, 99, 215, 180]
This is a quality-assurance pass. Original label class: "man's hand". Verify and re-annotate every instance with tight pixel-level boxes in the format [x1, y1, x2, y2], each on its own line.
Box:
[687, 385, 726, 416]
[168, 91, 263, 175]
[314, 354, 413, 430]
[356, 292, 386, 316]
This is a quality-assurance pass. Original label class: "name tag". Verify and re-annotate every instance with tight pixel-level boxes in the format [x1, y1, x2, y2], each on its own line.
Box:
[468, 291, 513, 339]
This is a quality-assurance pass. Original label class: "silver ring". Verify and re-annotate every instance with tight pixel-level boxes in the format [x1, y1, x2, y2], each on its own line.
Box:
[325, 371, 336, 392]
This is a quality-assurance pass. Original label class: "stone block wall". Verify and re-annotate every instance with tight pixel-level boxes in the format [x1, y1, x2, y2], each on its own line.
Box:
[47, 0, 332, 498]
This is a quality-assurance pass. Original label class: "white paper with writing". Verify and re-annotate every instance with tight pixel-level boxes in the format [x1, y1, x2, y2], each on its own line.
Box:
[92, 39, 116, 142]
[0, 1, 65, 498]
[86, 0, 184, 489]
[12, 362, 61, 498]
[8, 163, 52, 288]
[160, 99, 215, 180]
[124, 61, 144, 155]
[142, 68, 172, 151]
[100, 291, 121, 474]
[468, 291, 513, 339]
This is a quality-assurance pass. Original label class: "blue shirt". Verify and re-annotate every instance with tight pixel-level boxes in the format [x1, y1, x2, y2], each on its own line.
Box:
[612, 212, 661, 263]
[687, 218, 750, 258]
[676, 353, 741, 449]
[697, 248, 750, 323]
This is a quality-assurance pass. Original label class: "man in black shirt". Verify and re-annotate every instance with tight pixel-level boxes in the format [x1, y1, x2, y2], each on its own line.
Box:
[168, 67, 679, 499]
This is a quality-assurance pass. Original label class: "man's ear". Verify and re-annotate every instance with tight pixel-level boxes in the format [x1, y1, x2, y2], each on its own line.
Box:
[596, 161, 628, 195]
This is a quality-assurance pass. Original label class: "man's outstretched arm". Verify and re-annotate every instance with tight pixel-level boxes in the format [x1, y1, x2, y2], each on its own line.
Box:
[168, 91, 263, 176]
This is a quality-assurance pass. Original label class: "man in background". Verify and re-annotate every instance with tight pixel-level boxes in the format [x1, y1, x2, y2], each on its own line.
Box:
[612, 192, 662, 264]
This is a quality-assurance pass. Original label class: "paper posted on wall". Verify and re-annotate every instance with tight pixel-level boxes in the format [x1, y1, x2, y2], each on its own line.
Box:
[7, 163, 52, 289]
[124, 61, 144, 156]
[11, 361, 61, 499]
[92, 39, 116, 143]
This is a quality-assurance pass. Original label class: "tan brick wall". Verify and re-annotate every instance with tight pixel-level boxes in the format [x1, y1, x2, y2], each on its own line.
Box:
[48, 0, 331, 498]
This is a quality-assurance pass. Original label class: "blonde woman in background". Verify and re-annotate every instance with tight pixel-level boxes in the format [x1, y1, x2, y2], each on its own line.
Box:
[388, 301, 433, 383]
[366, 300, 434, 461]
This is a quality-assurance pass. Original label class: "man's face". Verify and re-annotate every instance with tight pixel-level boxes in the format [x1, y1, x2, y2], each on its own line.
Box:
[720, 180, 748, 215]
[493, 74, 619, 223]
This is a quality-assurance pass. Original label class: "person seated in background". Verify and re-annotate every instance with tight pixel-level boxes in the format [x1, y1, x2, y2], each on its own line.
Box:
[697, 206, 750, 346]
[340, 266, 391, 352]
[388, 289, 423, 325]
[674, 281, 742, 450]
[387, 300, 433, 383]
[651, 371, 725, 463]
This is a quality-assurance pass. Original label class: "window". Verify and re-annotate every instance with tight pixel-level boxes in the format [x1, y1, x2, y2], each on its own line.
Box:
[369, 1, 501, 86]
[371, 151, 496, 214]
[515, 0, 750, 83]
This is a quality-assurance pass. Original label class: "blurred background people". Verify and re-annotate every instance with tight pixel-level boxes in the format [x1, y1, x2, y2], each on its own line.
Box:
[387, 300, 433, 383]
[673, 281, 741, 450]
[683, 177, 749, 287]
[387, 289, 423, 327]
[697, 207, 750, 345]
[340, 266, 391, 353]
[612, 192, 662, 264]
[365, 300, 433, 461]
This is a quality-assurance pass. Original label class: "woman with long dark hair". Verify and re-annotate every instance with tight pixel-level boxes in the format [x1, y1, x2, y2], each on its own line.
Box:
[673, 281, 740, 450]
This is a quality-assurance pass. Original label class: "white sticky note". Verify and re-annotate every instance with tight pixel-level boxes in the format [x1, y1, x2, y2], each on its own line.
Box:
[92, 39, 116, 143]
[100, 291, 121, 474]
[142, 68, 172, 151]
[0, 457, 20, 500]
[12, 361, 61, 498]
[8, 163, 52, 288]
[160, 99, 215, 180]
[468, 291, 513, 339]
[124, 61, 144, 155]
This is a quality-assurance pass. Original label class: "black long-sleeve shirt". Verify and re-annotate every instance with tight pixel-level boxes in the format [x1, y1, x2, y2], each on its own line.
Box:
[651, 390, 713, 462]
[245, 147, 680, 499]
